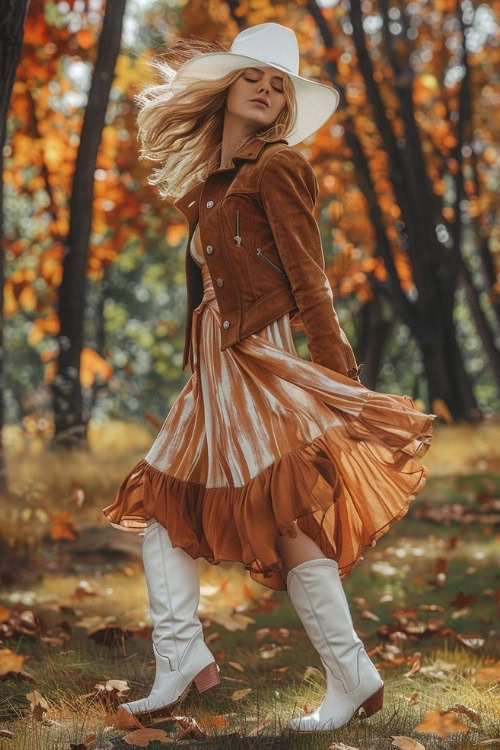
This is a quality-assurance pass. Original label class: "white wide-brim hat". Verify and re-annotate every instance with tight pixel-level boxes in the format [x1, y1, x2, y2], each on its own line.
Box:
[170, 22, 340, 146]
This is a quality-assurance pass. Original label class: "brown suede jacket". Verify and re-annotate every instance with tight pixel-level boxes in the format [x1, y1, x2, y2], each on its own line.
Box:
[173, 134, 364, 381]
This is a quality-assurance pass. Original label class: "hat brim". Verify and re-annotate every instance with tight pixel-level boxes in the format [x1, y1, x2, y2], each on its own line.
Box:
[170, 52, 339, 146]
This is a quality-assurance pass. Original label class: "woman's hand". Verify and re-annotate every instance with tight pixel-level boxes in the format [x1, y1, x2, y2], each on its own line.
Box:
[347, 363, 365, 383]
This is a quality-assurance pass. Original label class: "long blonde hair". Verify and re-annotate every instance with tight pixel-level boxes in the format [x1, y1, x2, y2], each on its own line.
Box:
[134, 36, 297, 199]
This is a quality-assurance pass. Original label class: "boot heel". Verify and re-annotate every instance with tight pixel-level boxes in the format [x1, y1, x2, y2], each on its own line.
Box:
[193, 661, 220, 694]
[357, 683, 384, 717]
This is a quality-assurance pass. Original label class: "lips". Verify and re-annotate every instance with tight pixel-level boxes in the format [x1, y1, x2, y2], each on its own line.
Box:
[250, 97, 269, 107]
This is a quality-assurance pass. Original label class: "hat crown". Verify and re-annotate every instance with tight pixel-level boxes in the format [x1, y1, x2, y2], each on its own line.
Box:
[229, 22, 299, 75]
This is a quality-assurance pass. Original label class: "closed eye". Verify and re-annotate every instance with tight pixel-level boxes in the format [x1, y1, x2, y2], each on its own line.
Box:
[244, 76, 283, 93]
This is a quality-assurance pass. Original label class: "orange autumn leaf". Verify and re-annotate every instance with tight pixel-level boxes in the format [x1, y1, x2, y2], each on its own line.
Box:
[28, 316, 60, 346]
[167, 223, 188, 246]
[198, 714, 231, 732]
[123, 728, 172, 746]
[75, 29, 95, 50]
[19, 285, 37, 312]
[0, 649, 27, 677]
[105, 706, 145, 731]
[3, 283, 18, 316]
[414, 708, 470, 738]
[49, 510, 78, 541]
[80, 347, 114, 388]
[471, 664, 500, 684]
[43, 360, 58, 385]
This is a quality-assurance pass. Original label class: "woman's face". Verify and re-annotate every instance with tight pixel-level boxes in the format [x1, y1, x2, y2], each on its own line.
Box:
[225, 65, 287, 129]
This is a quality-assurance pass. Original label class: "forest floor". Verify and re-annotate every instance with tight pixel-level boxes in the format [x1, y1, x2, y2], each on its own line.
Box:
[0, 417, 499, 749]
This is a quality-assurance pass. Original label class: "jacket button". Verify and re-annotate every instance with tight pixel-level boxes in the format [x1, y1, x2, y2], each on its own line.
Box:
[216, 278, 223, 287]
[206, 246, 213, 254]
[223, 320, 230, 329]
[206, 200, 214, 208]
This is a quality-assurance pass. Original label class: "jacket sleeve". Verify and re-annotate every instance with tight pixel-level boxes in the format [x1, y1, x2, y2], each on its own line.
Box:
[260, 147, 364, 381]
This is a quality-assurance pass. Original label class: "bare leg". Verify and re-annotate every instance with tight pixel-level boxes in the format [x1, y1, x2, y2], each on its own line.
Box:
[276, 520, 327, 578]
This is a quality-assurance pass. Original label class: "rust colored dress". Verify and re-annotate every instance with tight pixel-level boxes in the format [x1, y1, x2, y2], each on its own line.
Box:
[103, 222, 436, 590]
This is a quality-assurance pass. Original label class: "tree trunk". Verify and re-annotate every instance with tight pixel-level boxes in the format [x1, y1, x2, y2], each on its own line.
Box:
[51, 0, 126, 448]
[459, 258, 500, 386]
[0, 0, 31, 489]
[357, 294, 393, 391]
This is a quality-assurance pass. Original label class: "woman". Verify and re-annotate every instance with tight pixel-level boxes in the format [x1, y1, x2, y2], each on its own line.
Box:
[103, 22, 436, 733]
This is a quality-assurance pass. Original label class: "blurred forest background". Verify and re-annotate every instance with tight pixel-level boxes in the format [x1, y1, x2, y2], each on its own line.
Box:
[0, 2, 499, 747]
[0, 0, 498, 461]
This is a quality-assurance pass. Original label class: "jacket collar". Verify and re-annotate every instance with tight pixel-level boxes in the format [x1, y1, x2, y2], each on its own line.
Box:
[173, 135, 288, 220]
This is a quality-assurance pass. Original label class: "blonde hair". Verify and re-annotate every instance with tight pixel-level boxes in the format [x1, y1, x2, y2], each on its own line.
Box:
[134, 36, 297, 199]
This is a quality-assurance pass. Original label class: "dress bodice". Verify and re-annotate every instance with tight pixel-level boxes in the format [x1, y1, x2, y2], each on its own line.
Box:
[190, 222, 205, 266]
[190, 221, 215, 302]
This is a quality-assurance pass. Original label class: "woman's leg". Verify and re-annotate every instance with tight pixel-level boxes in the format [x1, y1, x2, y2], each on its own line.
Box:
[276, 520, 327, 578]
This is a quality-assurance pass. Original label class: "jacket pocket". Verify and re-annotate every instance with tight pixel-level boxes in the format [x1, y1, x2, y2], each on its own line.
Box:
[234, 208, 242, 246]
[256, 247, 287, 280]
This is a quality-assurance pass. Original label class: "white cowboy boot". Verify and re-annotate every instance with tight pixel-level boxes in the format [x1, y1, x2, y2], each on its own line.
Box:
[120, 520, 220, 718]
[286, 558, 384, 732]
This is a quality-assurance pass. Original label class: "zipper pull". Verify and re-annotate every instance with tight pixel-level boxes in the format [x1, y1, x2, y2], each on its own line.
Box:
[234, 208, 242, 246]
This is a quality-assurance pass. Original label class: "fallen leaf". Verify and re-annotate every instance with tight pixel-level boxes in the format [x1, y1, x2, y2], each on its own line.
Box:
[49, 510, 78, 540]
[0, 649, 27, 678]
[123, 728, 172, 745]
[26, 690, 49, 721]
[456, 635, 484, 650]
[391, 737, 426, 749]
[258, 645, 280, 659]
[445, 703, 481, 725]
[105, 706, 145, 730]
[420, 604, 444, 612]
[360, 609, 380, 621]
[272, 666, 290, 676]
[414, 708, 470, 738]
[451, 591, 477, 608]
[228, 661, 245, 672]
[202, 611, 255, 631]
[255, 627, 272, 641]
[404, 653, 421, 677]
[418, 659, 457, 680]
[198, 713, 231, 733]
[74, 581, 98, 600]
[471, 665, 500, 684]
[175, 715, 206, 740]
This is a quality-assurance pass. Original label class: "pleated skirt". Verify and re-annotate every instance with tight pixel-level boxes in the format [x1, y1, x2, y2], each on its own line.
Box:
[103, 253, 435, 590]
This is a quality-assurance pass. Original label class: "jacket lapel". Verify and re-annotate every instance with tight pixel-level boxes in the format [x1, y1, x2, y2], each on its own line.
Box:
[173, 181, 204, 234]
[173, 135, 289, 230]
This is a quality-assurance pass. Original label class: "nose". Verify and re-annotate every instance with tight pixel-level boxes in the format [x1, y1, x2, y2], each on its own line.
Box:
[258, 81, 271, 94]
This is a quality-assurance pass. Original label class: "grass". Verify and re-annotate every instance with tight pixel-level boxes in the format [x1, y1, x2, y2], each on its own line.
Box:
[0, 417, 499, 748]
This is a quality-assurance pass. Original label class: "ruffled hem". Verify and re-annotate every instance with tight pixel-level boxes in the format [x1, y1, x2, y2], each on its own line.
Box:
[102, 390, 435, 591]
